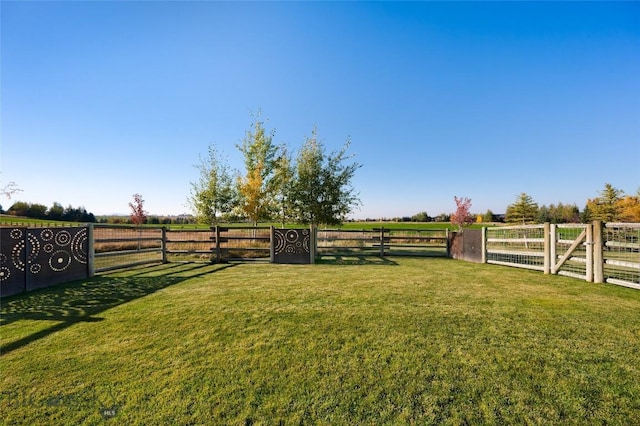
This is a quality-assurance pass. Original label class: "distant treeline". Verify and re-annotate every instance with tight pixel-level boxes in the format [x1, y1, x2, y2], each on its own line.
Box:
[2, 201, 96, 223]
[97, 215, 196, 225]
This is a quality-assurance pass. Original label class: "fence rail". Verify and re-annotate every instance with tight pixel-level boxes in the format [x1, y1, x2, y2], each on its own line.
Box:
[317, 228, 449, 257]
[93, 224, 164, 272]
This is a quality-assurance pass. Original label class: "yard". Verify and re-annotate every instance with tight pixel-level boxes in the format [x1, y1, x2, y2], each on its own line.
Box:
[1, 257, 639, 424]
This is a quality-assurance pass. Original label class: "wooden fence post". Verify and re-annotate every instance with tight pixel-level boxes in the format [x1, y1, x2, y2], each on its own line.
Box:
[379, 227, 385, 257]
[161, 227, 167, 264]
[543, 222, 550, 274]
[310, 225, 316, 264]
[214, 225, 221, 263]
[481, 227, 487, 264]
[270, 226, 275, 263]
[446, 228, 450, 258]
[593, 220, 603, 283]
[550, 224, 557, 274]
[586, 222, 593, 282]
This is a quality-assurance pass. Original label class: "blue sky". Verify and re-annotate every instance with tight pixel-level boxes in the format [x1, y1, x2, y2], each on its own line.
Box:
[2, 1, 639, 219]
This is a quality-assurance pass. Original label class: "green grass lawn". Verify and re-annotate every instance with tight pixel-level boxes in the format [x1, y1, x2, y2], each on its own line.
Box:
[1, 258, 639, 424]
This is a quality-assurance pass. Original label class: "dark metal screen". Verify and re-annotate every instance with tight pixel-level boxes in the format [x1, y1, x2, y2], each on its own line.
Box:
[448, 229, 483, 263]
[272, 228, 312, 264]
[1, 227, 89, 297]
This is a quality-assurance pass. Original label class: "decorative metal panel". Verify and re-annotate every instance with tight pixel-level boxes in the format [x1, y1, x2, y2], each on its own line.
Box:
[0, 227, 89, 297]
[272, 228, 312, 264]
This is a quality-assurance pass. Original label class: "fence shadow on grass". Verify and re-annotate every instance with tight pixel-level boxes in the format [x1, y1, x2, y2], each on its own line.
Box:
[0, 262, 235, 355]
[316, 255, 398, 266]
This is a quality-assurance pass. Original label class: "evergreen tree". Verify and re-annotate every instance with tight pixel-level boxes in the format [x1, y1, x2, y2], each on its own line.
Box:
[591, 183, 624, 222]
[505, 193, 539, 224]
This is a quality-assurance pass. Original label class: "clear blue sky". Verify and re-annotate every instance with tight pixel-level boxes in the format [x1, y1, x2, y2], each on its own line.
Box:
[2, 1, 639, 219]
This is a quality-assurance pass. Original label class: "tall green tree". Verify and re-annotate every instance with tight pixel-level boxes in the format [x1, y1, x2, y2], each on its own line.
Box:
[189, 144, 237, 226]
[270, 146, 295, 227]
[290, 127, 361, 226]
[48, 202, 65, 221]
[589, 183, 624, 222]
[505, 193, 539, 224]
[236, 114, 278, 226]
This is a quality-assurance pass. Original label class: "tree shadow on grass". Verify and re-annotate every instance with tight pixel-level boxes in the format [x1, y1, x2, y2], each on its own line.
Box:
[0, 262, 235, 355]
[316, 255, 398, 266]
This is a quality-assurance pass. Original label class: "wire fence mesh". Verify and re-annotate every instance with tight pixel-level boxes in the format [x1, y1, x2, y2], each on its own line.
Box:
[485, 224, 546, 271]
[603, 223, 640, 287]
[93, 225, 163, 272]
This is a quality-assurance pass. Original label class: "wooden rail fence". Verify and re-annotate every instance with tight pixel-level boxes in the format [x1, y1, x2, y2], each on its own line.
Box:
[2, 221, 637, 297]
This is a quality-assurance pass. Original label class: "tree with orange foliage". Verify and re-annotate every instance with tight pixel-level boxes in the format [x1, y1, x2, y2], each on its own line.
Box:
[617, 190, 640, 222]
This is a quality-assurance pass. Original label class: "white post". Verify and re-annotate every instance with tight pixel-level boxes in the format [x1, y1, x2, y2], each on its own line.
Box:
[550, 224, 557, 274]
[586, 223, 593, 282]
[543, 222, 551, 274]
[593, 220, 604, 283]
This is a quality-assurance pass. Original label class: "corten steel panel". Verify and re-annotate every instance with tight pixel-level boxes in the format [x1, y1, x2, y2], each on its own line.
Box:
[448, 229, 483, 263]
[461, 229, 483, 263]
[273, 229, 312, 264]
[0, 228, 26, 297]
[0, 227, 89, 296]
[26, 227, 89, 291]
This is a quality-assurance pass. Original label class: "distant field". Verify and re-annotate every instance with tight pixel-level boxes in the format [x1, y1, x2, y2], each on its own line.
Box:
[0, 215, 81, 227]
[1, 258, 639, 424]
[0, 215, 488, 231]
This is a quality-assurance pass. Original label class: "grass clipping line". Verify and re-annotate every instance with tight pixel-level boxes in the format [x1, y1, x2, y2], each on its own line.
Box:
[1, 258, 640, 424]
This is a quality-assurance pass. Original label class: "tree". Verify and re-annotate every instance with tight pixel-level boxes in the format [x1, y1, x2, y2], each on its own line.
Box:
[47, 202, 65, 221]
[1, 173, 21, 200]
[129, 193, 147, 226]
[411, 211, 431, 222]
[236, 114, 278, 226]
[129, 193, 147, 250]
[617, 191, 640, 222]
[7, 201, 29, 217]
[189, 144, 237, 226]
[290, 127, 361, 226]
[451, 196, 474, 231]
[505, 193, 539, 224]
[581, 203, 593, 223]
[589, 183, 624, 222]
[270, 146, 295, 227]
[482, 209, 494, 223]
[237, 161, 271, 226]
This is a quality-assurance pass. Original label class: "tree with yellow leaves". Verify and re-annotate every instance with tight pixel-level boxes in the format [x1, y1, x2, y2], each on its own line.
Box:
[617, 189, 640, 222]
[236, 113, 278, 226]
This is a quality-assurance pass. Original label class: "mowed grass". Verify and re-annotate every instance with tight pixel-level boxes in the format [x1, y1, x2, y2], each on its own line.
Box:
[1, 258, 639, 424]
